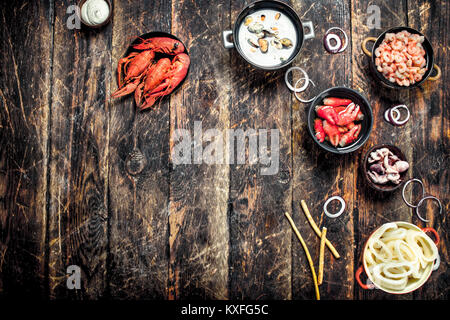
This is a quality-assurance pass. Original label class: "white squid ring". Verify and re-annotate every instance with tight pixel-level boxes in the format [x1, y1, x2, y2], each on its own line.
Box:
[323, 196, 346, 218]
[285, 66, 310, 92]
[433, 253, 440, 271]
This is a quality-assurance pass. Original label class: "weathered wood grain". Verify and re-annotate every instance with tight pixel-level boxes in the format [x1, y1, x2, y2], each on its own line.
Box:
[168, 0, 231, 299]
[107, 0, 172, 299]
[0, 0, 448, 300]
[351, 0, 413, 299]
[290, 0, 354, 300]
[407, 0, 449, 300]
[227, 0, 292, 300]
[0, 1, 52, 297]
[47, 0, 111, 299]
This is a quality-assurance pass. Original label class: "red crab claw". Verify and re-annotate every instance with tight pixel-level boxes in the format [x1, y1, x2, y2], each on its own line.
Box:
[323, 97, 353, 107]
[133, 37, 185, 55]
[314, 118, 326, 143]
[336, 103, 361, 126]
[322, 120, 341, 147]
[339, 124, 361, 147]
[334, 106, 364, 121]
[140, 53, 190, 110]
[315, 105, 339, 125]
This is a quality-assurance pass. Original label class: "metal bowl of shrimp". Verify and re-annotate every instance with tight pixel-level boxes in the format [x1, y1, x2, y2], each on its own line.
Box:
[361, 27, 441, 89]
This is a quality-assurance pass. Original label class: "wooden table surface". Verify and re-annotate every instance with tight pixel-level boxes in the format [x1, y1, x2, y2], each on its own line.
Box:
[0, 0, 448, 300]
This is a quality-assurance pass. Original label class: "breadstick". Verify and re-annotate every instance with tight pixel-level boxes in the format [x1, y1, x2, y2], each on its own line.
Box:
[318, 227, 327, 285]
[284, 212, 320, 300]
[300, 200, 340, 259]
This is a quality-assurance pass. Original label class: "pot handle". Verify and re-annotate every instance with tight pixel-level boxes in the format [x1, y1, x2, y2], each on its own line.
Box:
[355, 266, 375, 290]
[421, 227, 440, 245]
[427, 64, 441, 81]
[222, 30, 234, 49]
[361, 36, 377, 57]
[303, 21, 315, 40]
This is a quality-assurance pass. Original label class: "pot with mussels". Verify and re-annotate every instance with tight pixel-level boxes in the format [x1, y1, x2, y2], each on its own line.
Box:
[222, 0, 314, 70]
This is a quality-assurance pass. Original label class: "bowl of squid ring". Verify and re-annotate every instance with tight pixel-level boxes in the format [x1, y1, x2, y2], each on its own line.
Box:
[355, 221, 440, 294]
[361, 27, 441, 89]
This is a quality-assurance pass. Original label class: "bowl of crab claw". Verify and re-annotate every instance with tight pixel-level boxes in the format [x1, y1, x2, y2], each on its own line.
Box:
[362, 144, 410, 192]
[361, 27, 441, 89]
[307, 87, 373, 154]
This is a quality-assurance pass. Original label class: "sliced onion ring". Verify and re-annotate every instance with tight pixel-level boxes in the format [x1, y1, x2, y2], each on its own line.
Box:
[285, 67, 309, 92]
[415, 195, 442, 223]
[294, 78, 316, 103]
[389, 104, 410, 126]
[323, 33, 342, 53]
[324, 27, 348, 53]
[402, 178, 425, 208]
[323, 196, 346, 218]
[384, 108, 400, 123]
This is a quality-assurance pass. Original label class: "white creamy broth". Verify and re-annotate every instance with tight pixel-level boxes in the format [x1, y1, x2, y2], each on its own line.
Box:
[238, 8, 298, 68]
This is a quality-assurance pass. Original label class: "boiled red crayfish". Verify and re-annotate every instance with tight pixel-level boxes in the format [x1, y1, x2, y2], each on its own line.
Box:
[111, 37, 190, 110]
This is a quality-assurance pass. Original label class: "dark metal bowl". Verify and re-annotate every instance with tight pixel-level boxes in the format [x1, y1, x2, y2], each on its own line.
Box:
[361, 27, 441, 89]
[362, 144, 408, 192]
[307, 87, 373, 154]
[223, 0, 313, 71]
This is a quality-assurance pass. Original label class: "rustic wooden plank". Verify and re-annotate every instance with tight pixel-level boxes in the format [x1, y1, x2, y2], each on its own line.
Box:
[168, 0, 231, 299]
[351, 0, 413, 299]
[406, 0, 449, 300]
[227, 0, 292, 300]
[107, 0, 172, 299]
[47, 0, 112, 298]
[0, 1, 52, 297]
[290, 0, 354, 300]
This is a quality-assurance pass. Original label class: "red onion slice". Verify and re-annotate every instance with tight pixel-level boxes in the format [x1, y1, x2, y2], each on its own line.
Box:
[323, 33, 342, 53]
[402, 178, 425, 208]
[389, 104, 410, 126]
[384, 108, 400, 123]
[415, 195, 442, 223]
[323, 196, 346, 218]
[324, 27, 348, 53]
[294, 77, 316, 103]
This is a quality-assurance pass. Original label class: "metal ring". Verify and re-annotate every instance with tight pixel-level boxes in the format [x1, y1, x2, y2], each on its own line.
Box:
[285, 67, 309, 93]
[323, 196, 346, 218]
[294, 78, 316, 103]
[402, 178, 425, 208]
[415, 195, 442, 223]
